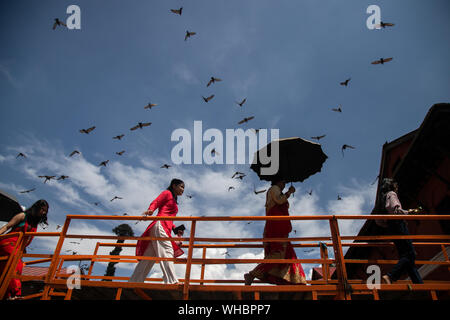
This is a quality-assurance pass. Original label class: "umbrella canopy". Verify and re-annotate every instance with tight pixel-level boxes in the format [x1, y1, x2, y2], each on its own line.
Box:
[250, 137, 328, 183]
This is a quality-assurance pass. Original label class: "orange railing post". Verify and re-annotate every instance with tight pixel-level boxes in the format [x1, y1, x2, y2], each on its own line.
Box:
[41, 216, 71, 300]
[183, 220, 197, 300]
[329, 216, 351, 300]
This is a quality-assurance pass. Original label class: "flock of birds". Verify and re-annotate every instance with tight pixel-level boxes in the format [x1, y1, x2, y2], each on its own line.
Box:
[13, 8, 397, 227]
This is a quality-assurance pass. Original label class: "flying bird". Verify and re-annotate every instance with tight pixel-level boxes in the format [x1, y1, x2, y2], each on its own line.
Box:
[110, 196, 123, 202]
[231, 172, 245, 179]
[38, 175, 56, 183]
[228, 186, 235, 192]
[144, 103, 158, 110]
[307, 189, 313, 196]
[238, 116, 254, 124]
[130, 122, 151, 131]
[376, 21, 395, 28]
[161, 164, 171, 169]
[52, 18, 66, 30]
[341, 144, 355, 157]
[185, 30, 196, 41]
[19, 188, 36, 194]
[340, 78, 351, 86]
[69, 150, 80, 157]
[236, 98, 247, 107]
[116, 150, 125, 156]
[253, 185, 266, 195]
[113, 134, 125, 140]
[207, 77, 222, 87]
[311, 135, 326, 141]
[202, 95, 215, 103]
[186, 194, 193, 199]
[371, 57, 393, 65]
[79, 126, 96, 134]
[16, 152, 26, 158]
[332, 105, 342, 113]
[170, 7, 182, 15]
[211, 148, 220, 156]
[337, 195, 342, 200]
[99, 160, 109, 167]
[57, 175, 69, 180]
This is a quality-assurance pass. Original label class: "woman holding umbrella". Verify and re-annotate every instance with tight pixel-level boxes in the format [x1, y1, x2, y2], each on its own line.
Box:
[244, 178, 306, 285]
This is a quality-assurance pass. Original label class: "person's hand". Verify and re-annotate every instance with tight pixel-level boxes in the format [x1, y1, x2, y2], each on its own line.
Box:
[142, 210, 153, 216]
[288, 186, 296, 194]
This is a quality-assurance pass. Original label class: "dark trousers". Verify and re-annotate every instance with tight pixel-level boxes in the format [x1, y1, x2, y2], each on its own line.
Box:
[386, 221, 423, 284]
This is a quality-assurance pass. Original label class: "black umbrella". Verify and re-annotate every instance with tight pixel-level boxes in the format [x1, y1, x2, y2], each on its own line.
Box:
[250, 137, 328, 183]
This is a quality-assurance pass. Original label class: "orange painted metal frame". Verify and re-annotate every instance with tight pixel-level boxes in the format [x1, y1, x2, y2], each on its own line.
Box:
[1, 214, 449, 300]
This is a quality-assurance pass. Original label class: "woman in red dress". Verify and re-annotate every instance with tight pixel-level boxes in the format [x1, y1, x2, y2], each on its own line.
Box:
[129, 179, 185, 284]
[244, 180, 306, 285]
[0, 199, 49, 299]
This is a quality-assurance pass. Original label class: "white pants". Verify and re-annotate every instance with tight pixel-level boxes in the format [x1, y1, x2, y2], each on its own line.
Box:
[129, 221, 178, 284]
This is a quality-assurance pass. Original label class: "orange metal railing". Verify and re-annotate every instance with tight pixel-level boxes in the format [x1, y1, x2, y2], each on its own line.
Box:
[1, 214, 449, 300]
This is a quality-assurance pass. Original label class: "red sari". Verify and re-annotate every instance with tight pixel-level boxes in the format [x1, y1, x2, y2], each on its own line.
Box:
[249, 202, 306, 285]
[136, 190, 184, 258]
[0, 221, 36, 298]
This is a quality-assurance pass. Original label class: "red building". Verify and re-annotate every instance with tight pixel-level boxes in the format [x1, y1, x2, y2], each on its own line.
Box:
[344, 103, 450, 283]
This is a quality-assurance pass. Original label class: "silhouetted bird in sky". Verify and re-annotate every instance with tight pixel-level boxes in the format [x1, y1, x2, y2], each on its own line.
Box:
[110, 196, 123, 202]
[236, 98, 247, 107]
[376, 21, 395, 28]
[307, 189, 313, 196]
[341, 144, 355, 157]
[340, 78, 351, 86]
[211, 148, 220, 156]
[130, 122, 151, 131]
[202, 95, 215, 103]
[228, 186, 235, 191]
[185, 30, 196, 41]
[16, 152, 26, 158]
[231, 172, 245, 179]
[57, 175, 69, 180]
[207, 77, 222, 87]
[253, 185, 266, 195]
[337, 195, 342, 200]
[113, 134, 124, 140]
[161, 164, 171, 169]
[79, 126, 96, 134]
[69, 150, 80, 157]
[371, 57, 393, 65]
[238, 116, 254, 124]
[19, 188, 36, 194]
[144, 103, 158, 110]
[332, 105, 342, 113]
[52, 18, 66, 30]
[99, 160, 109, 167]
[311, 135, 326, 141]
[170, 7, 182, 15]
[38, 175, 56, 183]
[116, 151, 125, 156]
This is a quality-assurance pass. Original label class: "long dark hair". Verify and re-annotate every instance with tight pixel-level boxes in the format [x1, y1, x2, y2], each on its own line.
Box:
[167, 178, 184, 203]
[25, 199, 49, 228]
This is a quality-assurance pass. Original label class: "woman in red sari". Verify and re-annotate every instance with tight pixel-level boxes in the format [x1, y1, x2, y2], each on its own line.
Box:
[0, 199, 49, 299]
[129, 179, 185, 284]
[244, 180, 306, 285]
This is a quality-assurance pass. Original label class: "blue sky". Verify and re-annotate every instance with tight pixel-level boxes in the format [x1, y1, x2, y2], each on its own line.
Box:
[1, 0, 449, 281]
